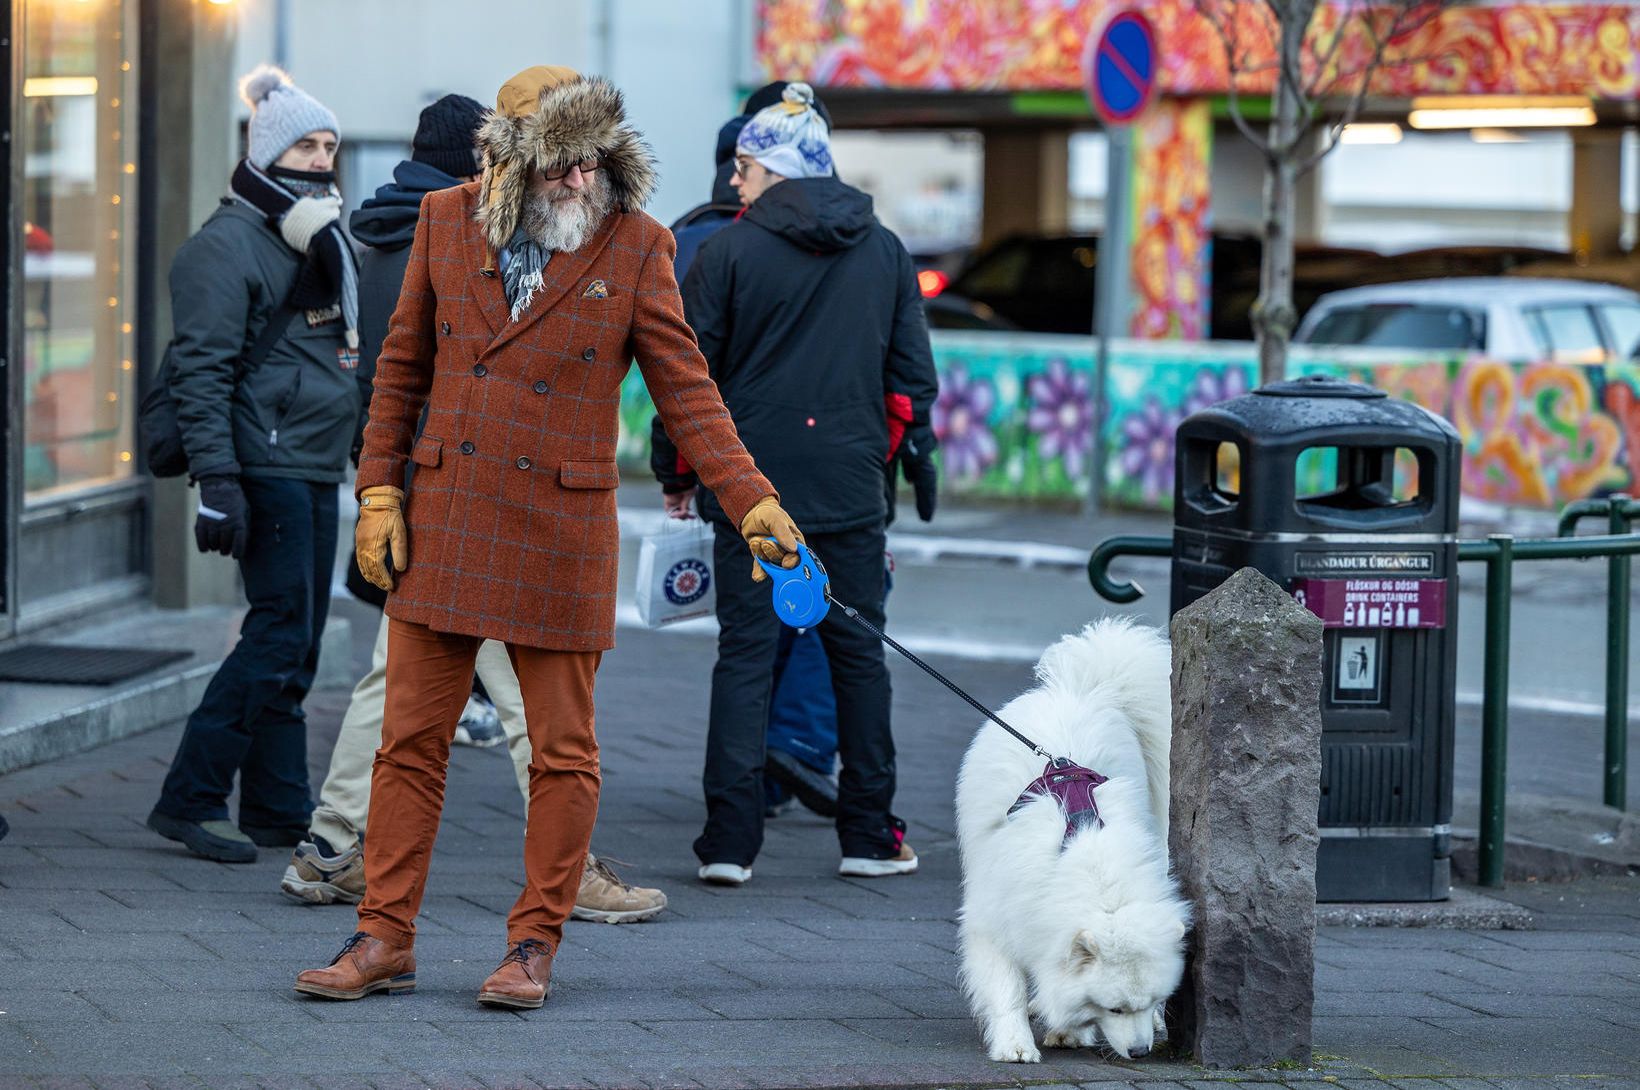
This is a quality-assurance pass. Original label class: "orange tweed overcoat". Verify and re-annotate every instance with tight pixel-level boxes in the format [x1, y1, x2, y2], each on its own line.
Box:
[355, 182, 773, 651]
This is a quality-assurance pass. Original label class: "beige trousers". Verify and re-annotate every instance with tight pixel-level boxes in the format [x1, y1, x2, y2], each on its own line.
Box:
[308, 612, 531, 850]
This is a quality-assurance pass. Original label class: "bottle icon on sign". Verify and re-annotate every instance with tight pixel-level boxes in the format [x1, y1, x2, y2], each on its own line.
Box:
[1344, 602, 1357, 626]
[1394, 602, 1406, 627]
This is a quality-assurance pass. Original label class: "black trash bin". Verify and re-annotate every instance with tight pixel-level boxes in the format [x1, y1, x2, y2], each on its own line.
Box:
[1170, 374, 1462, 902]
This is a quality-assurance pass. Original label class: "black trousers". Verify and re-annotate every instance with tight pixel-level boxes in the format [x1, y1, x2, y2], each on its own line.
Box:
[695, 522, 898, 866]
[155, 477, 337, 830]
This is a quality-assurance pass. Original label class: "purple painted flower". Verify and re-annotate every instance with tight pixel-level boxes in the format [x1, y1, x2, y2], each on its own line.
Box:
[932, 365, 998, 481]
[1025, 358, 1094, 479]
[1118, 397, 1183, 502]
[1182, 365, 1252, 418]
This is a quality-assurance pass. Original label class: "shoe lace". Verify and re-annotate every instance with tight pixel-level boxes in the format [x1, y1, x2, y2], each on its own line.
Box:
[329, 931, 370, 966]
[586, 854, 636, 892]
[503, 938, 552, 965]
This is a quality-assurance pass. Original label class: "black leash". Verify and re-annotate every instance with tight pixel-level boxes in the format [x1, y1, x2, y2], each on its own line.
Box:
[824, 589, 1054, 761]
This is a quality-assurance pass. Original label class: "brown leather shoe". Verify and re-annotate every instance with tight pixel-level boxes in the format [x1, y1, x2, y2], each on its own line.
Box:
[476, 938, 553, 1009]
[294, 931, 416, 1000]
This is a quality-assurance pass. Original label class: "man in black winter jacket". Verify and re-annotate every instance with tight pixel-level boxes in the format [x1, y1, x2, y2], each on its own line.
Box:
[662, 82, 940, 886]
[148, 67, 357, 864]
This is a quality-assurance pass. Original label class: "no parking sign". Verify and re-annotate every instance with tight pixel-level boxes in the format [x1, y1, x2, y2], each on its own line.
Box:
[1085, 9, 1158, 125]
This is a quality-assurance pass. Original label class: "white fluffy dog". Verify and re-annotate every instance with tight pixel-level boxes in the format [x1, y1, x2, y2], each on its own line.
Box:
[956, 619, 1189, 1063]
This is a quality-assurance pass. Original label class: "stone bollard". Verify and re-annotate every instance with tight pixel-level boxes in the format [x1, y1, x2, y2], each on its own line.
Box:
[1165, 566, 1324, 1067]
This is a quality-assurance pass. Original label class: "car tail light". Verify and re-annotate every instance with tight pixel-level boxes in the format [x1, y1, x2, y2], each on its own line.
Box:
[917, 269, 949, 298]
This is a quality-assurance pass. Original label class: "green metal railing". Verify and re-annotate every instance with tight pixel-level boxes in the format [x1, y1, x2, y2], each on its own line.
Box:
[1555, 493, 1638, 812]
[1087, 517, 1640, 888]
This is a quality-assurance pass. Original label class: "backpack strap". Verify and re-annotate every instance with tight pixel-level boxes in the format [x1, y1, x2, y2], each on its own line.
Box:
[241, 298, 301, 374]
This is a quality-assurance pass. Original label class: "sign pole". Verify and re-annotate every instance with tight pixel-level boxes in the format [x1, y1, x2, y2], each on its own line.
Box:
[1090, 126, 1131, 515]
[1083, 8, 1156, 516]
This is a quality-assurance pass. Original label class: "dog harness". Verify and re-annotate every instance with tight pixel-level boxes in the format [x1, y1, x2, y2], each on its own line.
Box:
[1007, 757, 1108, 845]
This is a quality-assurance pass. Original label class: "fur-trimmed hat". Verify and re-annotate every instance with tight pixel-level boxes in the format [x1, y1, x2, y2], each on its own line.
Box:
[475, 65, 658, 259]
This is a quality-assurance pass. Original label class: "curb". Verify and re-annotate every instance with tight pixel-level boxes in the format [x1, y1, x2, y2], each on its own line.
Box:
[1315, 886, 1533, 929]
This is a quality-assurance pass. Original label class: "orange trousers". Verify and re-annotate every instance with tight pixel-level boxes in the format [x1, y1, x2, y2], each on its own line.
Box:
[356, 618, 601, 950]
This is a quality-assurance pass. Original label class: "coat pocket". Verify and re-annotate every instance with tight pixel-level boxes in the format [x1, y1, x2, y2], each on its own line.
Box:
[559, 458, 619, 489]
[411, 435, 443, 467]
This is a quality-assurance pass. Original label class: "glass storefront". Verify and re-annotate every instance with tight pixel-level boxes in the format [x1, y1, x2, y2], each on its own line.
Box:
[19, 0, 138, 501]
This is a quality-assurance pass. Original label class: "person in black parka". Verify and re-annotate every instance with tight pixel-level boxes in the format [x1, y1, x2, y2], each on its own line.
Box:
[659, 82, 939, 884]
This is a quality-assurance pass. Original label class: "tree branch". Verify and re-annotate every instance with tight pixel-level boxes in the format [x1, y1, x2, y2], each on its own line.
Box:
[1192, 0, 1275, 157]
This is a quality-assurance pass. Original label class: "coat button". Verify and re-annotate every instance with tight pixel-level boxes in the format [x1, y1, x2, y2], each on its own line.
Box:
[582, 347, 596, 361]
[459, 441, 475, 455]
[533, 380, 548, 394]
[441, 322, 451, 334]
[472, 363, 487, 377]
[515, 456, 532, 470]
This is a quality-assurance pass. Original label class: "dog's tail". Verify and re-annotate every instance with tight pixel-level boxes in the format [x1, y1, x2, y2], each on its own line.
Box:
[1034, 618, 1172, 832]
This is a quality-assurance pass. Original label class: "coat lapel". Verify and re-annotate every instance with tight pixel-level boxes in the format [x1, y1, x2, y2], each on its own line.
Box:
[485, 211, 621, 356]
[465, 220, 509, 339]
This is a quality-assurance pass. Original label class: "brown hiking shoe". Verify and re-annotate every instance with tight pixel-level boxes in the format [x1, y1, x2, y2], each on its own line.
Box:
[477, 938, 553, 1009]
[294, 931, 415, 1000]
[571, 853, 667, 924]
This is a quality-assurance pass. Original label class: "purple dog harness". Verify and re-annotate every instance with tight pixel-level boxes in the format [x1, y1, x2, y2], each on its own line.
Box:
[1008, 756, 1109, 844]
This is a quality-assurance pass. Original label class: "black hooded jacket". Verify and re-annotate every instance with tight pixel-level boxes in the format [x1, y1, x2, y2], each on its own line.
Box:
[659, 176, 938, 534]
[347, 160, 466, 451]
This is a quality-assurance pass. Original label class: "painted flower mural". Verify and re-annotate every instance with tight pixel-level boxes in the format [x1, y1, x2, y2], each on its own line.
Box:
[1182, 364, 1253, 417]
[1025, 357, 1094, 480]
[1118, 397, 1184, 504]
[932, 364, 999, 481]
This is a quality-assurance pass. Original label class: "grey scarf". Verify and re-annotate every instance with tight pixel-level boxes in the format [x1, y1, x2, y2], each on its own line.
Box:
[501, 229, 550, 323]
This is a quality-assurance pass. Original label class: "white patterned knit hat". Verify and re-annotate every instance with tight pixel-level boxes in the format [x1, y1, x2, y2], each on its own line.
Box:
[736, 81, 833, 180]
[239, 64, 340, 170]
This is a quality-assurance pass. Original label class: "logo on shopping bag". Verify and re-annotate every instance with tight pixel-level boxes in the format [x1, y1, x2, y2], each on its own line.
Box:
[663, 558, 711, 605]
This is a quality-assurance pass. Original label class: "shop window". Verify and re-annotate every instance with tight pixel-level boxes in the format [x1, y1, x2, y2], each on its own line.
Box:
[20, 0, 138, 499]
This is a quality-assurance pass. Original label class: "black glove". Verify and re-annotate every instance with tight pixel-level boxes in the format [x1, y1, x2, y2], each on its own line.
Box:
[898, 424, 939, 522]
[194, 474, 249, 559]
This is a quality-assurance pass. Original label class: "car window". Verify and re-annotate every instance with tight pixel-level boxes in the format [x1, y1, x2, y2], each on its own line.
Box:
[1026, 240, 1097, 300]
[1597, 303, 1640, 358]
[1303, 304, 1484, 350]
[955, 240, 1030, 296]
[1527, 305, 1605, 362]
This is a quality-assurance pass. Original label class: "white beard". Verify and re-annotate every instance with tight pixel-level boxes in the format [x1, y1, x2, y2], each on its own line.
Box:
[521, 173, 612, 253]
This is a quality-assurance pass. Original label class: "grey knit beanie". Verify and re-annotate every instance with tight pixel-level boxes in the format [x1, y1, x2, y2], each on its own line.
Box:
[239, 64, 340, 170]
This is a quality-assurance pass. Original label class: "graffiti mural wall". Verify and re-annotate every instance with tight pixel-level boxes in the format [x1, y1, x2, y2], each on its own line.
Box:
[756, 0, 1640, 100]
[616, 333, 1640, 512]
[1127, 99, 1211, 341]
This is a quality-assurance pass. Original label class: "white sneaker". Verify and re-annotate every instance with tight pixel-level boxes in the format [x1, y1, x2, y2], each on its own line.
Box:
[839, 842, 919, 877]
[698, 862, 752, 886]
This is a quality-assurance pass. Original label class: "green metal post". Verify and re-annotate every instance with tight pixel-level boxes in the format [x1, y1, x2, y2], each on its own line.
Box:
[1479, 534, 1514, 888]
[1607, 495, 1631, 810]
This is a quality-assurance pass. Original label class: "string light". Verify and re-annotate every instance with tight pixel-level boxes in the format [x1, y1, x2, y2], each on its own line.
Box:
[119, 451, 132, 463]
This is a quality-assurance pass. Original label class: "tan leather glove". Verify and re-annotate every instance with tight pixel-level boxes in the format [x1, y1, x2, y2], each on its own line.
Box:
[740, 496, 804, 583]
[356, 485, 409, 592]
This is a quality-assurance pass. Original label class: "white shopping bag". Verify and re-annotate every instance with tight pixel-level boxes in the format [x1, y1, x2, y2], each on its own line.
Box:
[634, 519, 717, 627]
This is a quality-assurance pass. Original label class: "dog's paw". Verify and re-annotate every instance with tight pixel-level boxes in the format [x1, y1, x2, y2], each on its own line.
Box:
[1043, 1026, 1099, 1049]
[987, 1033, 1042, 1063]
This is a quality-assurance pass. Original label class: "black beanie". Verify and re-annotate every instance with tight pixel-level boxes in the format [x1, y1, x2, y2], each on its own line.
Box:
[412, 93, 486, 179]
[742, 80, 833, 129]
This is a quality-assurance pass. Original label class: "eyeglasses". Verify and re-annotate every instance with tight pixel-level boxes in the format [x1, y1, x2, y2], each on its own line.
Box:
[732, 155, 758, 179]
[540, 157, 603, 182]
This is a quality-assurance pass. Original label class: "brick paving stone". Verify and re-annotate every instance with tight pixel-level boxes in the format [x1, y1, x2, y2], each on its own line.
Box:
[1, 625, 1637, 1089]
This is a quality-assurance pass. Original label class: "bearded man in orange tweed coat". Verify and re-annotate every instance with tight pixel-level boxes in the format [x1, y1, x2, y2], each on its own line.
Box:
[294, 66, 804, 1010]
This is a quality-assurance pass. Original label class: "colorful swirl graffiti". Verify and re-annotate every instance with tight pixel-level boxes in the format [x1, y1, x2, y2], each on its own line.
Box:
[1128, 100, 1211, 341]
[756, 0, 1640, 100]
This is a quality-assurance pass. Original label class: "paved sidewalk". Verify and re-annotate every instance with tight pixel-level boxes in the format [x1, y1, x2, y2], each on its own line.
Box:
[1, 624, 1637, 1089]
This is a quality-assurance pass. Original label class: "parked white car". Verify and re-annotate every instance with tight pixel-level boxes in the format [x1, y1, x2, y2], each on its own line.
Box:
[1294, 277, 1640, 361]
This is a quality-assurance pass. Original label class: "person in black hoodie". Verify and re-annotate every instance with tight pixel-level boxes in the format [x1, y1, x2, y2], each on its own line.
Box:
[663, 82, 939, 886]
[659, 83, 846, 824]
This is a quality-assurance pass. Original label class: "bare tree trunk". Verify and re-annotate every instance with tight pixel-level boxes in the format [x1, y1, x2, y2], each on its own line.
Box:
[1253, 4, 1312, 386]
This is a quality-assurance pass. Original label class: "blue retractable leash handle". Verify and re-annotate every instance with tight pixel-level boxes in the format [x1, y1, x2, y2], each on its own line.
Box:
[755, 542, 832, 628]
[755, 541, 1054, 762]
